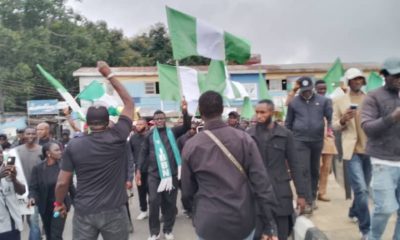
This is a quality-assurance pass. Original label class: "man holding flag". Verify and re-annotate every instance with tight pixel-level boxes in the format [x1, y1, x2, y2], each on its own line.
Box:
[137, 102, 191, 240]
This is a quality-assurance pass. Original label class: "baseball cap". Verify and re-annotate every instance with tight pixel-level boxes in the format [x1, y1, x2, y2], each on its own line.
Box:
[345, 68, 365, 81]
[298, 77, 314, 92]
[86, 105, 109, 125]
[382, 57, 400, 75]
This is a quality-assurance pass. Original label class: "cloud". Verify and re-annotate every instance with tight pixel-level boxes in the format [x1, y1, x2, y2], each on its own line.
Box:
[67, 0, 400, 64]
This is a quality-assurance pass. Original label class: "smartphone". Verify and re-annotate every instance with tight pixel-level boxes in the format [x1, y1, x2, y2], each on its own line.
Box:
[7, 156, 15, 166]
[350, 104, 358, 110]
[196, 126, 204, 133]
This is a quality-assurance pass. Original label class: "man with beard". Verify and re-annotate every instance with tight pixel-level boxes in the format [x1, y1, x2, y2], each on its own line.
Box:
[137, 101, 190, 240]
[362, 58, 400, 240]
[248, 99, 306, 240]
[130, 119, 149, 220]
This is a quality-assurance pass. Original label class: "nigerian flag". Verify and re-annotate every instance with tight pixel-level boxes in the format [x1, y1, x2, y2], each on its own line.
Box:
[367, 71, 384, 92]
[36, 64, 85, 120]
[323, 58, 344, 94]
[76, 80, 121, 116]
[241, 97, 255, 120]
[258, 70, 271, 100]
[166, 7, 251, 64]
[204, 60, 235, 99]
[157, 62, 206, 114]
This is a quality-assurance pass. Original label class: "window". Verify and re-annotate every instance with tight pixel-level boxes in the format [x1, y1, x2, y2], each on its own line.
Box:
[241, 83, 258, 99]
[268, 79, 282, 91]
[145, 82, 160, 94]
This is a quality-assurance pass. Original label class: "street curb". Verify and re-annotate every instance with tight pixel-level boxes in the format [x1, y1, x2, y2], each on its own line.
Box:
[293, 215, 329, 240]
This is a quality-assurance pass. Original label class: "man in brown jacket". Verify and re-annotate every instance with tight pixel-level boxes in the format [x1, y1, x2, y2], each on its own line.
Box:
[181, 91, 278, 240]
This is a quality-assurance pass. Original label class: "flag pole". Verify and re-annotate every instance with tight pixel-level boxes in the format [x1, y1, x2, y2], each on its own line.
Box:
[175, 60, 184, 100]
[175, 60, 184, 119]
[160, 100, 164, 111]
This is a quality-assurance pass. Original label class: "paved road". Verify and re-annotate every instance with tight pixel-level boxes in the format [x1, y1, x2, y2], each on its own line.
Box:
[21, 162, 397, 239]
[22, 188, 197, 240]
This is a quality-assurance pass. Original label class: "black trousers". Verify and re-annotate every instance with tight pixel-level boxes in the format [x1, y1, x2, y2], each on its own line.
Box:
[42, 203, 66, 240]
[138, 172, 149, 212]
[254, 214, 293, 240]
[148, 176, 178, 236]
[294, 140, 324, 203]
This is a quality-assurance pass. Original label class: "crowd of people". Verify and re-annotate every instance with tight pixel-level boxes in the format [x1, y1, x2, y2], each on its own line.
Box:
[0, 58, 399, 240]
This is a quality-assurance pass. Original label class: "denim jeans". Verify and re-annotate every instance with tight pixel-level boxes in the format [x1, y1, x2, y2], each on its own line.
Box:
[347, 154, 371, 235]
[369, 163, 400, 240]
[27, 206, 41, 240]
[72, 206, 129, 240]
[197, 229, 255, 240]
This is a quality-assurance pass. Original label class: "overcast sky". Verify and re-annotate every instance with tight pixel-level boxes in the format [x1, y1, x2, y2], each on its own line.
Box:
[67, 0, 400, 65]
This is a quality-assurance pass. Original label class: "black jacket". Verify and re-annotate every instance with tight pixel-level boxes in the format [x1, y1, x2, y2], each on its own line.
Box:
[138, 112, 191, 178]
[29, 161, 75, 216]
[129, 132, 147, 172]
[182, 119, 278, 239]
[285, 94, 333, 142]
[248, 123, 306, 216]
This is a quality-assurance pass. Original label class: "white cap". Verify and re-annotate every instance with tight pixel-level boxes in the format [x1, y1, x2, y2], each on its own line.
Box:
[345, 68, 365, 82]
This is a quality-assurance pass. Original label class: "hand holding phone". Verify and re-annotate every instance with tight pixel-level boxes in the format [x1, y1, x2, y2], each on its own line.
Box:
[350, 104, 358, 110]
[7, 156, 15, 166]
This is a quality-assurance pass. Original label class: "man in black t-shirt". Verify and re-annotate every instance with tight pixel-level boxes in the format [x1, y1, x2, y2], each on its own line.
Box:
[54, 61, 134, 240]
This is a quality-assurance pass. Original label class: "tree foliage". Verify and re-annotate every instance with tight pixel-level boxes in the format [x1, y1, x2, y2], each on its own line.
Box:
[0, 0, 207, 112]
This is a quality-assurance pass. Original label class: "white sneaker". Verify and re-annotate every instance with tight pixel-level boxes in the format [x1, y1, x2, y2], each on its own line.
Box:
[147, 234, 160, 240]
[165, 233, 174, 240]
[137, 211, 148, 220]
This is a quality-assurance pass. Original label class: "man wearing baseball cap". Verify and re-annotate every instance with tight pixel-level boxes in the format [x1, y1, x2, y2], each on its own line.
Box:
[285, 76, 333, 214]
[332, 67, 371, 239]
[362, 57, 400, 240]
[54, 61, 134, 240]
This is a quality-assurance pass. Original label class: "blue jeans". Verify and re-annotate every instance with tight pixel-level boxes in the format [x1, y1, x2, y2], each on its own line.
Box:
[27, 206, 41, 240]
[198, 230, 255, 240]
[347, 154, 371, 235]
[369, 163, 400, 240]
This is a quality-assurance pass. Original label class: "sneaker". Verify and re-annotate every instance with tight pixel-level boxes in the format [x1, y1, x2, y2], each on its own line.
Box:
[301, 204, 313, 215]
[165, 233, 175, 240]
[312, 201, 318, 210]
[137, 211, 148, 220]
[147, 234, 160, 240]
[349, 216, 358, 223]
[361, 233, 368, 240]
[183, 210, 192, 219]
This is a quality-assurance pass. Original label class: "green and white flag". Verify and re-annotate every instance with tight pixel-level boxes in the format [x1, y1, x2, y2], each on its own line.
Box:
[157, 62, 206, 114]
[367, 71, 384, 92]
[204, 60, 235, 99]
[323, 58, 344, 94]
[241, 97, 255, 120]
[36, 64, 85, 120]
[258, 70, 272, 100]
[158, 61, 236, 114]
[166, 7, 251, 64]
[231, 81, 249, 99]
[76, 80, 121, 116]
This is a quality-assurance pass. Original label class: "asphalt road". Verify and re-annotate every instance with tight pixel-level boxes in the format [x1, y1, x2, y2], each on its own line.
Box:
[21, 188, 197, 240]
